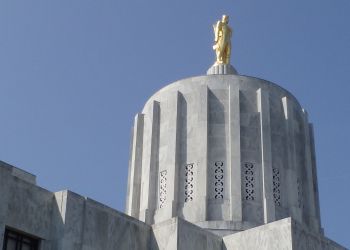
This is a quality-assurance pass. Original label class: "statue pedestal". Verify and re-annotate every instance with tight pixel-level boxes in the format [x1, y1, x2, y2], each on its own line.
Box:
[207, 64, 237, 75]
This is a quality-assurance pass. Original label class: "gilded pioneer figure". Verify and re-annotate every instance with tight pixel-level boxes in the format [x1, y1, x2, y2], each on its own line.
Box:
[212, 15, 232, 65]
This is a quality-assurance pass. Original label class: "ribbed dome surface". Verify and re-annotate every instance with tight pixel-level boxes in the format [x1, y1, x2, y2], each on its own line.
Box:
[126, 74, 322, 236]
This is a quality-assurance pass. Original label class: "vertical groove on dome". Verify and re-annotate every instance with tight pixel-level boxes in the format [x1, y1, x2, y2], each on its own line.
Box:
[207, 88, 228, 221]
[309, 123, 322, 232]
[196, 85, 209, 222]
[228, 85, 242, 222]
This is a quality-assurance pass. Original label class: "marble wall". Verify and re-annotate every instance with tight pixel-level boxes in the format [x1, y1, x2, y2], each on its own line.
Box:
[126, 74, 322, 234]
[0, 163, 346, 249]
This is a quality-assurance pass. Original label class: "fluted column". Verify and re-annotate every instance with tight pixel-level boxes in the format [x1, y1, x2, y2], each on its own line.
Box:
[282, 97, 302, 223]
[139, 101, 160, 224]
[154, 92, 181, 223]
[302, 110, 320, 232]
[257, 88, 276, 223]
[126, 114, 144, 217]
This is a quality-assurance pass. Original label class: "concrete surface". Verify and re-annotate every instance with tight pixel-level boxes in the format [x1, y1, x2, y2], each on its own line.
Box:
[126, 73, 322, 235]
[0, 70, 347, 250]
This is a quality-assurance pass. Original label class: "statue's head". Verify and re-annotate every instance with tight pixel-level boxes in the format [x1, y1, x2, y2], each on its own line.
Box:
[222, 15, 229, 23]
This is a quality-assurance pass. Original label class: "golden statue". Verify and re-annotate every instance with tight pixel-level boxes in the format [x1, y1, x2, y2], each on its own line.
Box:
[212, 15, 232, 65]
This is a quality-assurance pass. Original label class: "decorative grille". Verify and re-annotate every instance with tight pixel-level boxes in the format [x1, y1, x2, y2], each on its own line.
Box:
[272, 168, 281, 206]
[159, 170, 167, 208]
[214, 161, 224, 199]
[184, 163, 194, 202]
[297, 178, 302, 208]
[244, 162, 255, 200]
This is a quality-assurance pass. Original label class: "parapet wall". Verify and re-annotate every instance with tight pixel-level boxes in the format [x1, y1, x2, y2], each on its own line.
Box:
[0, 162, 346, 249]
[0, 163, 150, 250]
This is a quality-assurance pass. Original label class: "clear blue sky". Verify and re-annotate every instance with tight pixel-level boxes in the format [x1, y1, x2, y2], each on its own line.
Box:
[1, 0, 349, 247]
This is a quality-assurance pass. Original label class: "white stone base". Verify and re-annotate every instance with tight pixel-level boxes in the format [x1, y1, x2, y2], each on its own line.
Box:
[223, 218, 346, 250]
[151, 217, 347, 250]
[207, 63, 237, 75]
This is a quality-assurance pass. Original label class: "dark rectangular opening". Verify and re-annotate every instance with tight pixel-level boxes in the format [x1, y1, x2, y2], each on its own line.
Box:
[3, 227, 40, 250]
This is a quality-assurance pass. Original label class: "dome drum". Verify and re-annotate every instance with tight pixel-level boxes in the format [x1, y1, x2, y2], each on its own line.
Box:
[126, 75, 322, 236]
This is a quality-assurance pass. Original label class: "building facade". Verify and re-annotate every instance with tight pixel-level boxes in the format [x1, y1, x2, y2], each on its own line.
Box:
[0, 64, 347, 249]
